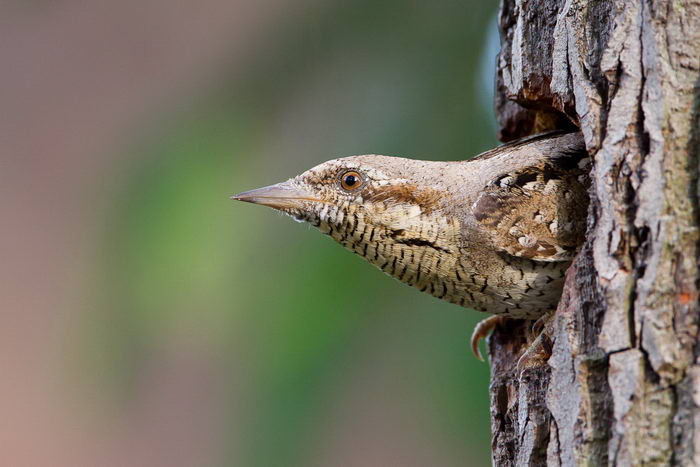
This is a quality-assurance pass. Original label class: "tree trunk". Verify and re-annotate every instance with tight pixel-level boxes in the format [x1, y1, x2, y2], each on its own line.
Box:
[488, 1, 700, 465]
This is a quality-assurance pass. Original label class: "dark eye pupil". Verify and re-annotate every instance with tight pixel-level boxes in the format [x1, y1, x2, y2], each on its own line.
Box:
[344, 175, 357, 186]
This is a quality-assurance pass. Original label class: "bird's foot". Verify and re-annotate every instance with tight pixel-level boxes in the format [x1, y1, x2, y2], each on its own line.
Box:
[516, 311, 555, 373]
[470, 311, 556, 369]
[470, 315, 509, 361]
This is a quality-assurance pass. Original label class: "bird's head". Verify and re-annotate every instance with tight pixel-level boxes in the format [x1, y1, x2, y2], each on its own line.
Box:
[234, 156, 448, 232]
[232, 156, 460, 270]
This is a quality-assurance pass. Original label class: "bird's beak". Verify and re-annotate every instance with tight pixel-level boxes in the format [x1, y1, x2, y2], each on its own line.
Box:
[230, 181, 320, 210]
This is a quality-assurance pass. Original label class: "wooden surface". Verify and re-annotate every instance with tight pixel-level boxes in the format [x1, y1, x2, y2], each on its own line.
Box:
[489, 1, 700, 465]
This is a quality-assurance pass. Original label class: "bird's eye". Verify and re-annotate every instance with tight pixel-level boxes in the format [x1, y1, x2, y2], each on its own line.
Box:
[339, 170, 363, 191]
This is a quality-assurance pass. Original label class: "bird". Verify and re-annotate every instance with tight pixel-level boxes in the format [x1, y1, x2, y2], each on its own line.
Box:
[232, 131, 590, 361]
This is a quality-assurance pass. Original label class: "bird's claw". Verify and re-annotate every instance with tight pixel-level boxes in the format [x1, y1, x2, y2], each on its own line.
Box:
[529, 311, 552, 338]
[470, 312, 555, 370]
[517, 312, 555, 373]
[470, 315, 508, 361]
[515, 331, 553, 373]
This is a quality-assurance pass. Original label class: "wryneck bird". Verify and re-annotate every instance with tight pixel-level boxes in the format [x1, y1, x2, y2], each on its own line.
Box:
[232, 132, 590, 361]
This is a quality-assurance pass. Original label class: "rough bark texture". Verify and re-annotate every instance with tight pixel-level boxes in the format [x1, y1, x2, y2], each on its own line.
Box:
[489, 1, 700, 465]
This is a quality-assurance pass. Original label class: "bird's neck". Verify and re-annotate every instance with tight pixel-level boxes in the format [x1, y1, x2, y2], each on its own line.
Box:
[317, 203, 466, 300]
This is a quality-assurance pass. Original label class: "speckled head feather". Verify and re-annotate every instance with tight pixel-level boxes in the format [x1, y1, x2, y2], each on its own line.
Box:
[233, 131, 590, 319]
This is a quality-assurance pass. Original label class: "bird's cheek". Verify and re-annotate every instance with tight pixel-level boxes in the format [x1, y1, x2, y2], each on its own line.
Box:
[373, 205, 422, 231]
[311, 203, 331, 224]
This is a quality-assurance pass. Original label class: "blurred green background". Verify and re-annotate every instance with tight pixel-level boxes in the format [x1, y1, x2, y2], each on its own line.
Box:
[3, 1, 499, 466]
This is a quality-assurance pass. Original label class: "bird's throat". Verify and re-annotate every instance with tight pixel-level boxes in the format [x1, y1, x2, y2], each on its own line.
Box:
[317, 205, 466, 303]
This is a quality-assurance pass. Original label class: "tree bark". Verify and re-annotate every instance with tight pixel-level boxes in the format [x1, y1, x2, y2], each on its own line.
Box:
[488, 1, 700, 465]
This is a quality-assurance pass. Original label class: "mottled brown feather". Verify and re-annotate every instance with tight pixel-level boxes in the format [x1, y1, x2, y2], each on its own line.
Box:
[473, 158, 589, 261]
[366, 184, 443, 213]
